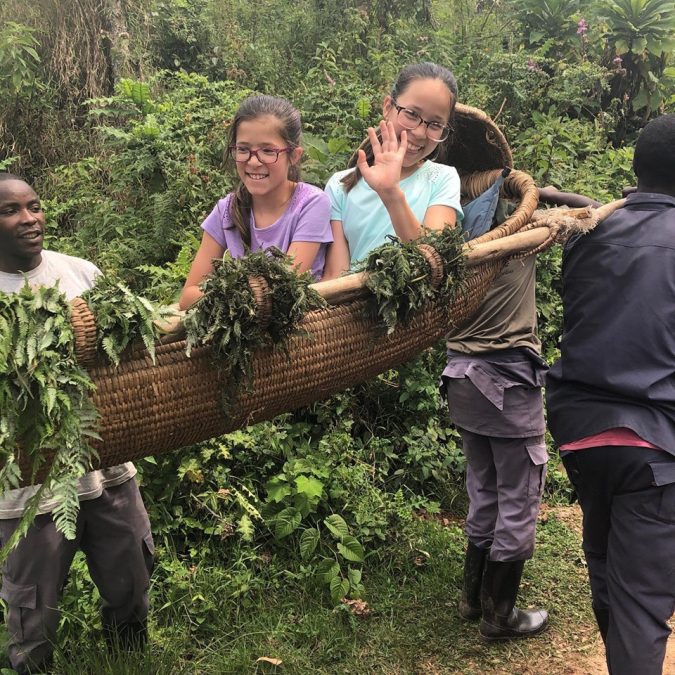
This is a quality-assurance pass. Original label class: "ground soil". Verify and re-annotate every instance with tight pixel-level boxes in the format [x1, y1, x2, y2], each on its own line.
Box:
[545, 505, 675, 675]
[420, 503, 674, 674]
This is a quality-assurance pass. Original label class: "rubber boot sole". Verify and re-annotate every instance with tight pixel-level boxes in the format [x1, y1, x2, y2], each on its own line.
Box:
[479, 618, 549, 641]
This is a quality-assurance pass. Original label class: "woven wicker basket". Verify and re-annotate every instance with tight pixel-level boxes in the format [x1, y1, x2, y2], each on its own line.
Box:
[29, 106, 546, 478]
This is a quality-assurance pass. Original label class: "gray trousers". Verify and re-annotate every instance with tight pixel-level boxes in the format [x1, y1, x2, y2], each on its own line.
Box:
[461, 428, 547, 561]
[563, 446, 675, 675]
[0, 478, 154, 673]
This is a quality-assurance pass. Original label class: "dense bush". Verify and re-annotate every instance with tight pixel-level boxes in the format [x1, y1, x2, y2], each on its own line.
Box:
[39, 73, 247, 288]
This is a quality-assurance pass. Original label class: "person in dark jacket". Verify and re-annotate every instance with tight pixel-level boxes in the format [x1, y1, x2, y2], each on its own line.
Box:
[546, 114, 675, 675]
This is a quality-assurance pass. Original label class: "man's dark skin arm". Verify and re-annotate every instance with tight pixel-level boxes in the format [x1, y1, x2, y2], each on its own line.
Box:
[537, 185, 602, 208]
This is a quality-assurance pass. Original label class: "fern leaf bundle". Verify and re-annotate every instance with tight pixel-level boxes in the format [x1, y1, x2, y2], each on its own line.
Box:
[355, 226, 467, 334]
[0, 285, 99, 562]
[183, 249, 326, 395]
[82, 276, 171, 366]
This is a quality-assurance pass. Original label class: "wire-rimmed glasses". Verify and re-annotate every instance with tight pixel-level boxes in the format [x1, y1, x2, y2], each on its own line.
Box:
[391, 102, 451, 142]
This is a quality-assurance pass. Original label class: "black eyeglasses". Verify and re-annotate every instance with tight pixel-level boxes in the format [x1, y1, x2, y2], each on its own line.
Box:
[229, 145, 293, 164]
[391, 102, 451, 142]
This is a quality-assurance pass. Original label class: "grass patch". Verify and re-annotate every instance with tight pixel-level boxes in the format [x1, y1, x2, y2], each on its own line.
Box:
[12, 506, 599, 674]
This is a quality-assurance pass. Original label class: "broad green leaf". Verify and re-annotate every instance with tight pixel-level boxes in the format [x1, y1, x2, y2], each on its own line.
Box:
[337, 535, 365, 563]
[347, 567, 362, 587]
[316, 558, 340, 583]
[265, 477, 291, 503]
[294, 475, 324, 500]
[299, 528, 320, 560]
[273, 507, 301, 539]
[330, 576, 349, 604]
[324, 514, 349, 539]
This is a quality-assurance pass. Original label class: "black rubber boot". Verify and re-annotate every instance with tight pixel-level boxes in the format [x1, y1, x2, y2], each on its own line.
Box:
[479, 559, 548, 640]
[593, 605, 609, 644]
[458, 542, 488, 621]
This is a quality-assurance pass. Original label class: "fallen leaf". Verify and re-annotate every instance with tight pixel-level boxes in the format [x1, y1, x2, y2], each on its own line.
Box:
[341, 598, 371, 616]
[256, 656, 282, 666]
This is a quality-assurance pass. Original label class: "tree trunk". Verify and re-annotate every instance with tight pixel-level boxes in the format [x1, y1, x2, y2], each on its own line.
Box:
[101, 0, 132, 88]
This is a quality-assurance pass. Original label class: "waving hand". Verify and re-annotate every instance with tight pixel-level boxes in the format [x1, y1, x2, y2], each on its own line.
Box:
[356, 121, 408, 195]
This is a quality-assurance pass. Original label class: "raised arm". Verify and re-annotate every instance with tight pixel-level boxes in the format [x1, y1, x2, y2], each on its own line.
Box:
[357, 121, 457, 238]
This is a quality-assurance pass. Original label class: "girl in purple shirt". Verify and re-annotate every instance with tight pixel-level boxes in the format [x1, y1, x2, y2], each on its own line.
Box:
[180, 95, 332, 309]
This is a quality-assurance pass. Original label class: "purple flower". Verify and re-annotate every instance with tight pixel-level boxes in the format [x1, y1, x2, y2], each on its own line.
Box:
[527, 58, 539, 72]
[613, 56, 623, 66]
[577, 18, 588, 34]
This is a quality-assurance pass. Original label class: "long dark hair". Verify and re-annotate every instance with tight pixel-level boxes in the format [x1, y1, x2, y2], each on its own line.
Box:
[342, 62, 458, 193]
[225, 95, 303, 246]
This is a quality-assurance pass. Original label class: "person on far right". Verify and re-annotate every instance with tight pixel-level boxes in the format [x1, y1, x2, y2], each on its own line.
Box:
[546, 114, 675, 675]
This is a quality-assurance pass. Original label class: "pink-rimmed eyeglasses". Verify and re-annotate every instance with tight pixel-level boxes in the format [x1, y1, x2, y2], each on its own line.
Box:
[229, 145, 293, 164]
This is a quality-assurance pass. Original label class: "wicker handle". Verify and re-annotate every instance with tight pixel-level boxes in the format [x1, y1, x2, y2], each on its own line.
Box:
[248, 275, 273, 329]
[468, 169, 540, 244]
[70, 298, 98, 368]
[465, 227, 551, 264]
[417, 244, 445, 289]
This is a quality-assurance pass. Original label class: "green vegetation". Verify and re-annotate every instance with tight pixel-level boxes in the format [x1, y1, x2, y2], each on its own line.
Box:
[82, 276, 169, 366]
[0, 276, 170, 561]
[358, 227, 466, 334]
[0, 0, 672, 671]
[45, 508, 595, 673]
[184, 248, 326, 390]
[0, 286, 98, 554]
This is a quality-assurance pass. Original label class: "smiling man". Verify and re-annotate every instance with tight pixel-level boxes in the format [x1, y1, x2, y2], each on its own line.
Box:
[0, 173, 45, 271]
[0, 173, 154, 674]
[0, 173, 99, 289]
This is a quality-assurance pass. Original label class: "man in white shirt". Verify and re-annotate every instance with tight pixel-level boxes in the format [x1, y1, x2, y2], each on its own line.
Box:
[0, 173, 154, 673]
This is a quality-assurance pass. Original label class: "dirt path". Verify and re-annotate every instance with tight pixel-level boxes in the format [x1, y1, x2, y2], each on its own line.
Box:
[562, 619, 675, 675]
[547, 505, 675, 675]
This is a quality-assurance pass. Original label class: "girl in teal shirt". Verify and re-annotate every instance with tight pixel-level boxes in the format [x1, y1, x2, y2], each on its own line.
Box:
[323, 62, 463, 278]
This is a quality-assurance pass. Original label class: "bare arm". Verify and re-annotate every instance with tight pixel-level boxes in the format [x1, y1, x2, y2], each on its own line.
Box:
[410, 202, 457, 232]
[286, 240, 322, 275]
[538, 185, 602, 208]
[321, 220, 351, 280]
[357, 121, 456, 239]
[179, 231, 225, 310]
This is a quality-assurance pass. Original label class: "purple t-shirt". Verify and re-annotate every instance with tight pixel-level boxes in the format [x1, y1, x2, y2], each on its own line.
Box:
[201, 182, 333, 280]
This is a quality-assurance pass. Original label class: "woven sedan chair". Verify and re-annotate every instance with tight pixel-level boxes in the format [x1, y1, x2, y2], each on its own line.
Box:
[60, 106, 542, 474]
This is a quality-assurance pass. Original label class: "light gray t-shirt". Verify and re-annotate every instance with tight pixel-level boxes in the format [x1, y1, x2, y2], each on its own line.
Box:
[0, 250, 136, 519]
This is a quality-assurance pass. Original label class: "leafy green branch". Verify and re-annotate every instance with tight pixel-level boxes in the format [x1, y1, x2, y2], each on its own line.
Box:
[82, 275, 171, 366]
[183, 249, 326, 396]
[0, 285, 99, 562]
[356, 226, 467, 334]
